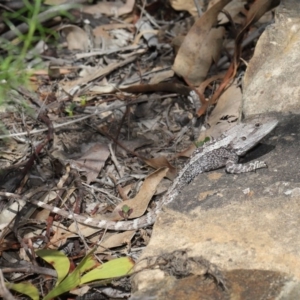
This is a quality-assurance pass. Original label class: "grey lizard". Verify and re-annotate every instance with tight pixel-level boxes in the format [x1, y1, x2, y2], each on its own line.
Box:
[8, 117, 278, 231]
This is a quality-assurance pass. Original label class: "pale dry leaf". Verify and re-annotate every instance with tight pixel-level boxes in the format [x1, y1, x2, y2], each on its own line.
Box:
[67, 222, 105, 237]
[139, 117, 160, 130]
[59, 25, 90, 51]
[244, 0, 280, 27]
[83, 0, 135, 17]
[116, 138, 152, 157]
[144, 156, 177, 180]
[94, 231, 136, 253]
[71, 143, 110, 184]
[176, 144, 196, 158]
[170, 0, 203, 16]
[92, 26, 113, 49]
[178, 83, 242, 158]
[110, 167, 169, 220]
[78, 66, 98, 78]
[62, 55, 138, 95]
[217, 0, 247, 24]
[49, 223, 75, 248]
[135, 19, 158, 47]
[89, 84, 116, 94]
[68, 168, 169, 227]
[204, 82, 242, 134]
[121, 138, 153, 151]
[191, 87, 240, 149]
[71, 286, 90, 297]
[173, 0, 232, 86]
[208, 27, 225, 65]
[0, 200, 25, 225]
[149, 69, 175, 84]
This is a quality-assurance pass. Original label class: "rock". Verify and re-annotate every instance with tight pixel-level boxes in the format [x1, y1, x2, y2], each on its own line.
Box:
[131, 269, 300, 300]
[131, 114, 300, 298]
[130, 1, 300, 298]
[243, 0, 300, 116]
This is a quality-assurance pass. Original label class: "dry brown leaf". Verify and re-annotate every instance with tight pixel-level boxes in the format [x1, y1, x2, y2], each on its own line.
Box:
[67, 222, 104, 238]
[244, 0, 280, 27]
[62, 55, 138, 95]
[144, 156, 177, 180]
[206, 82, 242, 130]
[94, 231, 136, 253]
[71, 143, 110, 184]
[176, 144, 196, 158]
[49, 224, 72, 249]
[173, 0, 232, 86]
[110, 167, 169, 220]
[170, 0, 200, 16]
[217, 0, 247, 24]
[149, 69, 175, 84]
[59, 25, 90, 51]
[118, 138, 153, 156]
[203, 0, 280, 113]
[65, 168, 168, 231]
[59, 223, 135, 246]
[83, 0, 135, 17]
[178, 83, 241, 157]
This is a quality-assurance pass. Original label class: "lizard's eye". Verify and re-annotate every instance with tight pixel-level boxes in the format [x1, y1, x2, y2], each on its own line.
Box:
[255, 123, 261, 127]
[241, 136, 247, 141]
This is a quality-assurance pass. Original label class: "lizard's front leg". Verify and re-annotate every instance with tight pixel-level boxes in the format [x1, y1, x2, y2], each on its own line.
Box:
[225, 152, 267, 174]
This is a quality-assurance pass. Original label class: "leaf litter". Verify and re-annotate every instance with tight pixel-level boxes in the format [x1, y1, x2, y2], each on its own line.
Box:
[0, 0, 279, 298]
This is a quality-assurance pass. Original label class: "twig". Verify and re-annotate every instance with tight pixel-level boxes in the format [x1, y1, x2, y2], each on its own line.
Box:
[0, 270, 16, 300]
[0, 98, 149, 139]
[109, 143, 124, 178]
[1, 3, 78, 41]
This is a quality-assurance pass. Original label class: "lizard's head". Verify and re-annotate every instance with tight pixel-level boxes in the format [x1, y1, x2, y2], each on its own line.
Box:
[230, 117, 278, 156]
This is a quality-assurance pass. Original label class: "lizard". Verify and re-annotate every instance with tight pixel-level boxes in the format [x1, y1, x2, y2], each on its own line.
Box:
[9, 116, 278, 231]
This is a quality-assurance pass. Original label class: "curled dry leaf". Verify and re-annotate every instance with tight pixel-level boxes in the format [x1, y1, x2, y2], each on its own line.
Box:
[110, 167, 169, 220]
[170, 0, 200, 16]
[243, 0, 280, 28]
[70, 143, 110, 184]
[95, 231, 136, 253]
[83, 0, 135, 17]
[178, 83, 242, 158]
[65, 168, 168, 233]
[203, 0, 280, 114]
[173, 0, 232, 86]
[216, 0, 247, 25]
[59, 25, 91, 51]
[144, 156, 177, 180]
[206, 82, 242, 130]
[176, 144, 197, 158]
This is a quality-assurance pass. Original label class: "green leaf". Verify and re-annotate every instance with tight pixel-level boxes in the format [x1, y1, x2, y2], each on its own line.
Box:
[194, 136, 210, 148]
[7, 282, 39, 300]
[80, 257, 134, 285]
[121, 204, 131, 213]
[36, 249, 70, 286]
[42, 250, 97, 300]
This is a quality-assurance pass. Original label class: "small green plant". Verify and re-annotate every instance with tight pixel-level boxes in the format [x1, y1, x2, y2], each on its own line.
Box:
[0, 0, 56, 108]
[119, 204, 133, 220]
[194, 136, 210, 148]
[65, 102, 77, 116]
[6, 249, 134, 300]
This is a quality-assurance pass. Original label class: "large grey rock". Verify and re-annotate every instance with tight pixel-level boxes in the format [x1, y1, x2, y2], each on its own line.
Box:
[243, 0, 300, 116]
[131, 112, 300, 298]
[130, 1, 300, 298]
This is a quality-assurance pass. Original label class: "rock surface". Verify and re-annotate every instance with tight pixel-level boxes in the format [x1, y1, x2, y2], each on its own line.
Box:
[131, 0, 300, 299]
[243, 0, 300, 116]
[131, 114, 300, 299]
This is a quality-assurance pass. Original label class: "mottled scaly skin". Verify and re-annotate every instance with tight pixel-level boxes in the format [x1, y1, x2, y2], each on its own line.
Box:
[20, 117, 278, 231]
